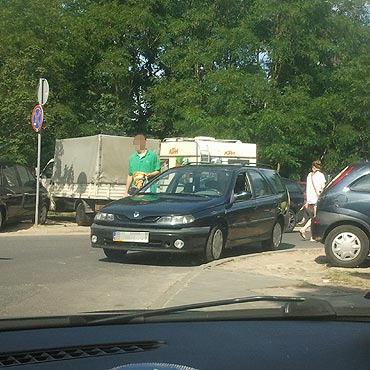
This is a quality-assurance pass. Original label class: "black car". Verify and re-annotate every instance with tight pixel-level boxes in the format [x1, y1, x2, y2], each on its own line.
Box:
[311, 162, 370, 267]
[281, 177, 305, 232]
[0, 160, 50, 230]
[91, 164, 289, 262]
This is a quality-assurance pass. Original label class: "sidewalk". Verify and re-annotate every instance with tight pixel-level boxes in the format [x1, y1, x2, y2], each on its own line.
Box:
[154, 248, 370, 309]
[0, 218, 89, 236]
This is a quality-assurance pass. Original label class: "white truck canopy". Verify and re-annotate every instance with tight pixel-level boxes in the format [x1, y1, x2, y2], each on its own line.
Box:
[51, 134, 160, 185]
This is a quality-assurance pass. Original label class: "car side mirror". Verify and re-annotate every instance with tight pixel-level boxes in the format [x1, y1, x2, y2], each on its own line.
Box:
[233, 191, 252, 202]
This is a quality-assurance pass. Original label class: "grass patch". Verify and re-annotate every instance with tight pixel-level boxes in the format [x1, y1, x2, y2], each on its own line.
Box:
[47, 211, 76, 221]
[324, 269, 369, 288]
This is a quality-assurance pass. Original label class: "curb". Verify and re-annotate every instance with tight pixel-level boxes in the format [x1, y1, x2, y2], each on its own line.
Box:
[204, 246, 324, 269]
[150, 246, 323, 309]
[0, 225, 90, 237]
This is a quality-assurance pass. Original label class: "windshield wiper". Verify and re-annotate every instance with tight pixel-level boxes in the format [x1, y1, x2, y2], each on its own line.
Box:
[88, 295, 337, 325]
[173, 192, 211, 197]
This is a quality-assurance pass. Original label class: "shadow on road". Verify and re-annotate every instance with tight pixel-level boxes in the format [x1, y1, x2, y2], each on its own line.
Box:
[100, 241, 297, 267]
[100, 252, 202, 267]
[314, 255, 328, 265]
[314, 255, 370, 269]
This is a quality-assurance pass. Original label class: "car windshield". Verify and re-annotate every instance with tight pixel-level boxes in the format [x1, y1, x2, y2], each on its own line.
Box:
[1, 0, 370, 329]
[137, 167, 231, 197]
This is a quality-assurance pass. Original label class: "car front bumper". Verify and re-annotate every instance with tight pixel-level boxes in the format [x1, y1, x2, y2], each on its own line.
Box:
[90, 223, 211, 254]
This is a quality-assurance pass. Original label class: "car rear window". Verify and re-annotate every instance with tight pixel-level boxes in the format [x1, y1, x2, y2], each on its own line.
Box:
[16, 164, 35, 187]
[350, 173, 370, 192]
[260, 169, 286, 193]
[248, 169, 273, 197]
[326, 165, 355, 190]
[282, 179, 302, 193]
[2, 165, 19, 188]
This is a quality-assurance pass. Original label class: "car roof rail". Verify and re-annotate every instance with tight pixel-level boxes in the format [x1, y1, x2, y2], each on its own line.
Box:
[174, 162, 274, 169]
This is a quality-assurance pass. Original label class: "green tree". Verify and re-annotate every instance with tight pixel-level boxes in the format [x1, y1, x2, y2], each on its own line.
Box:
[0, 0, 369, 179]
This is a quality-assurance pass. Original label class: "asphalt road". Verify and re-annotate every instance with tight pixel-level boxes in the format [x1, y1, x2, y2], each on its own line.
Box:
[0, 231, 310, 318]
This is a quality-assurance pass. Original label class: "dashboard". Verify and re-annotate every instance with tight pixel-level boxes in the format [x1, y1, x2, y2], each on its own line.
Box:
[1, 319, 370, 369]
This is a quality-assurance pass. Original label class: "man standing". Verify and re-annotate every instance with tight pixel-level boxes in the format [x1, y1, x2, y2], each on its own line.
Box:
[299, 159, 326, 241]
[124, 134, 161, 197]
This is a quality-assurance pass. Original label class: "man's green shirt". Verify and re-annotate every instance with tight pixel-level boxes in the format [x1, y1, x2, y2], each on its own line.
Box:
[128, 150, 160, 176]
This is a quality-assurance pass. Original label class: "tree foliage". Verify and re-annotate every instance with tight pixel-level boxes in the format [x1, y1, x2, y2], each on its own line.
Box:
[0, 0, 369, 179]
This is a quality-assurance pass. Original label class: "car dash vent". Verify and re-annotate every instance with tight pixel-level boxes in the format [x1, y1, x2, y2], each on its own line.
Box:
[0, 341, 165, 368]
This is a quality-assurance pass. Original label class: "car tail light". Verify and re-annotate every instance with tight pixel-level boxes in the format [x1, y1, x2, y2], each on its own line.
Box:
[312, 217, 320, 224]
[326, 165, 355, 190]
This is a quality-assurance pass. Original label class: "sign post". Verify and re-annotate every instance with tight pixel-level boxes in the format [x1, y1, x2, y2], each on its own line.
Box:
[31, 104, 43, 226]
[32, 77, 48, 227]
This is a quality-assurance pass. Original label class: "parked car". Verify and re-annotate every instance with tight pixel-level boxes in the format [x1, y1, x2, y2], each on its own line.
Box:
[281, 177, 305, 232]
[311, 162, 370, 267]
[91, 164, 289, 262]
[0, 160, 50, 230]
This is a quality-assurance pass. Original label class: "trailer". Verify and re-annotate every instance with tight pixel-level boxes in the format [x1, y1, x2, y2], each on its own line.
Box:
[159, 136, 257, 169]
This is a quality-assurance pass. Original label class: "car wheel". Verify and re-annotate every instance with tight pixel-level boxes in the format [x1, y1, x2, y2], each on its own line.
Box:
[296, 208, 307, 226]
[286, 209, 297, 232]
[103, 248, 127, 260]
[0, 208, 3, 230]
[261, 222, 282, 251]
[204, 227, 224, 263]
[76, 203, 93, 226]
[325, 225, 369, 268]
[38, 202, 48, 225]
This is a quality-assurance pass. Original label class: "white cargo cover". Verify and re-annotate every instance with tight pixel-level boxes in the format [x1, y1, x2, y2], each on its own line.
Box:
[52, 135, 160, 185]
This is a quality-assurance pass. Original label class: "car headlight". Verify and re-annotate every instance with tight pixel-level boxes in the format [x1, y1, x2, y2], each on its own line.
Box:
[95, 212, 115, 222]
[157, 215, 195, 225]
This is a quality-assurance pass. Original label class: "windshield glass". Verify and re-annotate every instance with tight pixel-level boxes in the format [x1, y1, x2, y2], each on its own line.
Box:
[0, 0, 369, 325]
[138, 167, 231, 197]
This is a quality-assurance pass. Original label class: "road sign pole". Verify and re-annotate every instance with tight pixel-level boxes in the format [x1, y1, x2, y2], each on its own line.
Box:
[35, 132, 41, 226]
[33, 78, 48, 227]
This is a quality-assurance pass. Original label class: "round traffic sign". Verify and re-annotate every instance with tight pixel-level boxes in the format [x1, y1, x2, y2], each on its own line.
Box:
[31, 105, 43, 132]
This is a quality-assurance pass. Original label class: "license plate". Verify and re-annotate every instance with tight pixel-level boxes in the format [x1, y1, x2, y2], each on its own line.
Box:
[113, 231, 149, 243]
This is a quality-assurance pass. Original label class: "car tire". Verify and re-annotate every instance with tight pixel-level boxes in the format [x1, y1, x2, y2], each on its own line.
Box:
[0, 208, 4, 230]
[296, 209, 307, 226]
[103, 248, 127, 260]
[32, 202, 49, 224]
[286, 209, 297, 232]
[76, 203, 93, 226]
[38, 202, 48, 225]
[261, 222, 282, 251]
[325, 225, 370, 268]
[204, 227, 224, 263]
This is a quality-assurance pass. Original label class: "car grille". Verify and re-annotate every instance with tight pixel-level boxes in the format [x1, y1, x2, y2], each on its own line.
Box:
[115, 215, 160, 222]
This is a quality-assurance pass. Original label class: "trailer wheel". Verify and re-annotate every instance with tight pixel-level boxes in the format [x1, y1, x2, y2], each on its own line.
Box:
[76, 203, 93, 226]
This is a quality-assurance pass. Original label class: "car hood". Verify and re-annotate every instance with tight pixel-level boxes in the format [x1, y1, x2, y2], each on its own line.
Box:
[101, 193, 225, 219]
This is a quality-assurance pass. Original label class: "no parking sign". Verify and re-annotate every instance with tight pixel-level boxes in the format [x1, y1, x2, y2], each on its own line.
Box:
[31, 104, 43, 132]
